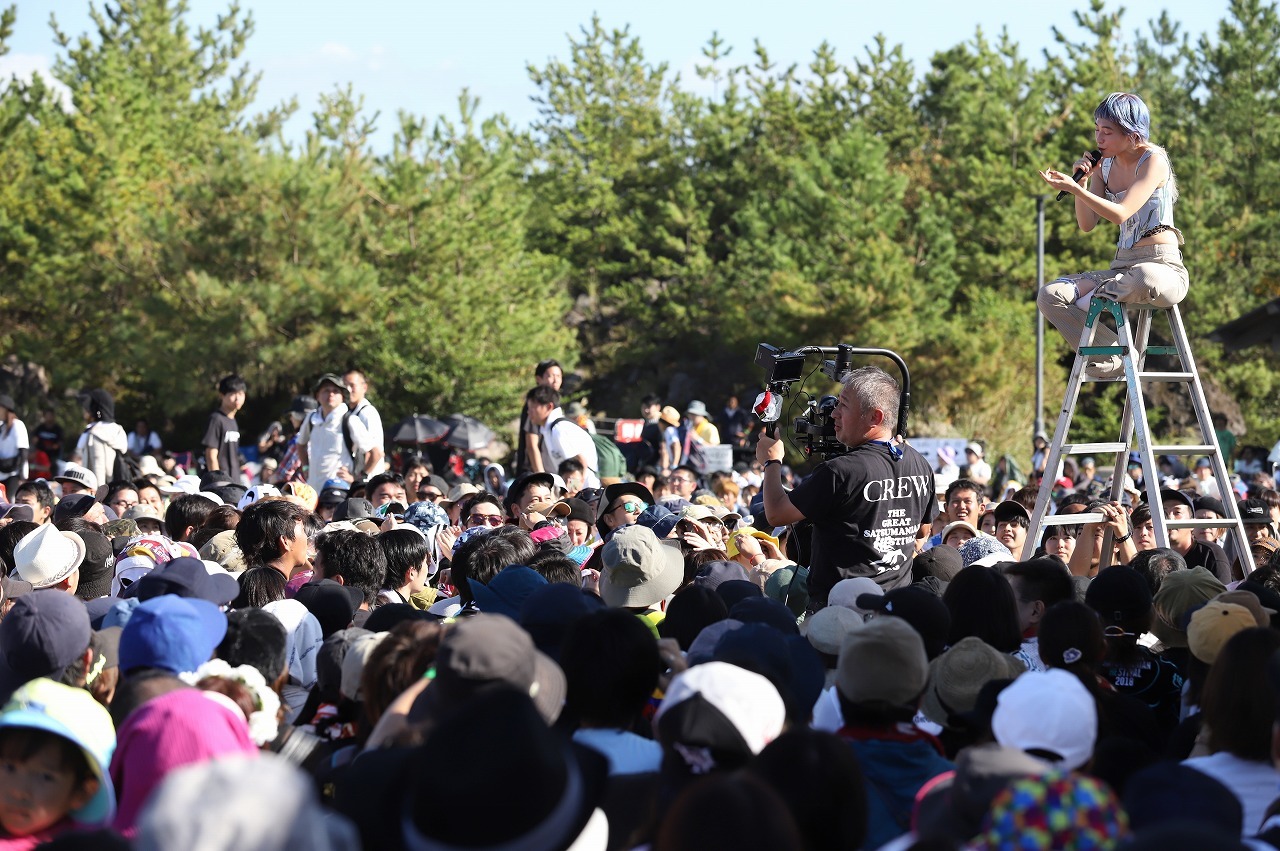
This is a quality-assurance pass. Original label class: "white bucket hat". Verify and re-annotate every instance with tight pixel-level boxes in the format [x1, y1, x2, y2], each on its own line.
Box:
[13, 523, 87, 588]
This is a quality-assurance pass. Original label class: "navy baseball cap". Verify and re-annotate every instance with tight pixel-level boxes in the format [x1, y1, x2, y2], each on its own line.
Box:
[130, 557, 239, 607]
[0, 591, 92, 703]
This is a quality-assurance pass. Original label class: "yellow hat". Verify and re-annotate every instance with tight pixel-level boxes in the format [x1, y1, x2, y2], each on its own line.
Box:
[726, 528, 780, 560]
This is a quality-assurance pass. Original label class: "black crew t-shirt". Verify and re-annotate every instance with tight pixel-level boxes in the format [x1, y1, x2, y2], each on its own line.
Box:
[788, 441, 937, 602]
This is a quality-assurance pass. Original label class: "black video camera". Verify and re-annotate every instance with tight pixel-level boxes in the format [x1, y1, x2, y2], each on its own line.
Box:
[753, 343, 912, 460]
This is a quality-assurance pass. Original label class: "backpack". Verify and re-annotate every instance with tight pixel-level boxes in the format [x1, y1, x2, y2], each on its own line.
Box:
[549, 419, 627, 480]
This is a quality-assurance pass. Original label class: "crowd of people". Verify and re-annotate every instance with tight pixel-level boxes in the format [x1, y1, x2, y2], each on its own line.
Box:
[0, 352, 1276, 851]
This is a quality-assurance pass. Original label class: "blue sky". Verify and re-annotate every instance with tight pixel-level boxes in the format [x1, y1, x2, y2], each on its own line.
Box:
[8, 1, 1233, 151]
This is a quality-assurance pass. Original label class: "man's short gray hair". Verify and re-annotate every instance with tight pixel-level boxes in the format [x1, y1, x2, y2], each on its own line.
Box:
[842, 367, 900, 433]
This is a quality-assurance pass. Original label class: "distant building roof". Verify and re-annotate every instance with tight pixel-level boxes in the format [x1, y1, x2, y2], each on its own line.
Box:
[1209, 297, 1280, 353]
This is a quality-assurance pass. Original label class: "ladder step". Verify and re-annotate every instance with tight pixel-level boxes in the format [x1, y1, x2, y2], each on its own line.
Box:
[1082, 374, 1127, 383]
[1041, 513, 1105, 526]
[1165, 518, 1246, 529]
[1060, 443, 1128, 454]
[1079, 346, 1126, 356]
[1136, 371, 1195, 382]
[1144, 346, 1179, 356]
[1149, 445, 1217, 455]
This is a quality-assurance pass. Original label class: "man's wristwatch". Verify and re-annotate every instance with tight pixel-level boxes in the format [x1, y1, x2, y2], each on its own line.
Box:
[1114, 531, 1132, 543]
[763, 459, 782, 470]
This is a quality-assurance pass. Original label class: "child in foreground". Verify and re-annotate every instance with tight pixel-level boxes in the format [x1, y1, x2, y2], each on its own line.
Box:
[0, 678, 116, 848]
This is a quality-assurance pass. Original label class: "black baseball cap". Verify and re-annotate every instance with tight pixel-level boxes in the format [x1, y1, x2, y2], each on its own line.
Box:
[1194, 496, 1226, 517]
[314, 373, 346, 394]
[1085, 566, 1153, 624]
[993, 500, 1031, 524]
[856, 586, 952, 660]
[1159, 489, 1195, 511]
[1239, 499, 1271, 525]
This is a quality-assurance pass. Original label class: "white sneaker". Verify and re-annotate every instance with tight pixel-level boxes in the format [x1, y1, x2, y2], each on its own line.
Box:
[1084, 356, 1124, 380]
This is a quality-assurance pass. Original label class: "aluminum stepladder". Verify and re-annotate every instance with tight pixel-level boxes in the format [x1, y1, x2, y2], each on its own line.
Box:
[1023, 297, 1255, 575]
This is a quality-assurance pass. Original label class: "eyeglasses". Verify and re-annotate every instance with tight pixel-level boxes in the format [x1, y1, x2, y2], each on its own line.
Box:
[419, 490, 442, 501]
[467, 514, 504, 527]
[668, 476, 694, 485]
[612, 501, 648, 514]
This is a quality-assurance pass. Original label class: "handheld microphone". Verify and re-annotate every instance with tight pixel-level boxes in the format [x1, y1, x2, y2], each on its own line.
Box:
[1057, 150, 1102, 201]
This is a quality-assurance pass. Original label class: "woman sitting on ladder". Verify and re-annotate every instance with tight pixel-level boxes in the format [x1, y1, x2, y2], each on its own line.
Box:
[1037, 92, 1187, 379]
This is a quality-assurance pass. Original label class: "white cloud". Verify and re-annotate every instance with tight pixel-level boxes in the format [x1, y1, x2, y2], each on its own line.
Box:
[319, 42, 357, 61]
[0, 53, 72, 110]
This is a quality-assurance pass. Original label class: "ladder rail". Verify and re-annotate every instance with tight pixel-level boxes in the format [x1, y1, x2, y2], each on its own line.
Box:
[1166, 306, 1256, 575]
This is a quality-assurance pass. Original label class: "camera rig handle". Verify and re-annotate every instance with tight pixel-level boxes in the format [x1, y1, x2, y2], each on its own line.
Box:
[754, 343, 912, 439]
[823, 344, 912, 440]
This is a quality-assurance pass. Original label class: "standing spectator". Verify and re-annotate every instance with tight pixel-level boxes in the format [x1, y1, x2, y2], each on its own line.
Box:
[1076, 455, 1098, 487]
[32, 408, 63, 467]
[639, 394, 665, 472]
[0, 395, 29, 495]
[660, 405, 683, 472]
[344, 369, 386, 477]
[202, 375, 245, 478]
[527, 386, 600, 490]
[516, 359, 563, 475]
[274, 395, 318, 484]
[718, 395, 753, 450]
[1194, 457, 1222, 499]
[127, 418, 163, 459]
[1031, 431, 1049, 478]
[74, 389, 126, 493]
[565, 401, 596, 434]
[685, 400, 720, 446]
[296, 374, 381, 485]
[964, 442, 992, 487]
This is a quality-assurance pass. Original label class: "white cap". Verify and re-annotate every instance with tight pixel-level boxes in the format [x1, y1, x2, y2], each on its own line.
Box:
[656, 661, 785, 755]
[992, 668, 1097, 771]
[161, 475, 202, 496]
[237, 484, 281, 511]
[827, 577, 883, 618]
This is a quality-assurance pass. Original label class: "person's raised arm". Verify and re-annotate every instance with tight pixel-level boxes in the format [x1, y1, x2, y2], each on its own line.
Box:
[1041, 151, 1169, 228]
[755, 433, 805, 527]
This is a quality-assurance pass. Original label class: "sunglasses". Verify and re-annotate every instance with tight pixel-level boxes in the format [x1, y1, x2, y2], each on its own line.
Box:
[419, 490, 442, 500]
[467, 514, 504, 527]
[612, 501, 648, 514]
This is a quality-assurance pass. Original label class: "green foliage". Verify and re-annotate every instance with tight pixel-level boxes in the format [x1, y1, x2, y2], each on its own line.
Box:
[2, 0, 1279, 463]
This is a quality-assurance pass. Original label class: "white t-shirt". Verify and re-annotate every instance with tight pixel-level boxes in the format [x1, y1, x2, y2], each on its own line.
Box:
[350, 399, 386, 477]
[540, 408, 600, 488]
[1183, 752, 1280, 836]
[127, 430, 162, 456]
[0, 419, 29, 481]
[297, 405, 375, 485]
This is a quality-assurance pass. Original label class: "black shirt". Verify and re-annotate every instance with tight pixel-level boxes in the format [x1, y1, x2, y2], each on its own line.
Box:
[202, 410, 241, 474]
[34, 423, 63, 458]
[1183, 539, 1231, 584]
[788, 441, 937, 603]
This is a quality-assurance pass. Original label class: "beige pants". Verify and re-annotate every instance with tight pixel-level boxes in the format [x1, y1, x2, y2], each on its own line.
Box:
[1038, 244, 1189, 350]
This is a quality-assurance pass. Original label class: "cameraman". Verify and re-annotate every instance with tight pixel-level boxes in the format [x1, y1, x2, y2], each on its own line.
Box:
[756, 366, 936, 612]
